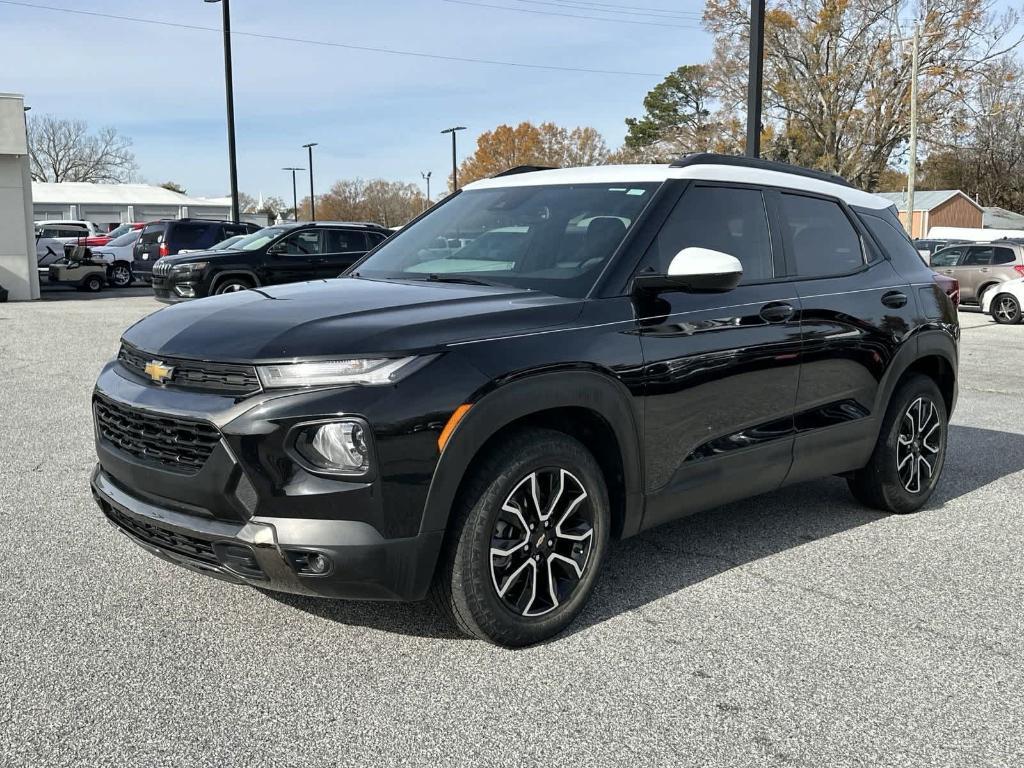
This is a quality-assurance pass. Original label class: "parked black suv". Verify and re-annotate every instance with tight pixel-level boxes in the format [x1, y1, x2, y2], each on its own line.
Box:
[133, 219, 260, 281]
[150, 221, 389, 301]
[91, 155, 958, 646]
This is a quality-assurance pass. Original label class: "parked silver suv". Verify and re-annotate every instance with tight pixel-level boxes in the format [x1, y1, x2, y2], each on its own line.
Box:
[930, 241, 1024, 304]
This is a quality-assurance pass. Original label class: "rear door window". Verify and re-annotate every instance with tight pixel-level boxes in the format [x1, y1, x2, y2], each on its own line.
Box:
[172, 223, 220, 251]
[780, 193, 864, 277]
[963, 246, 994, 266]
[324, 229, 368, 253]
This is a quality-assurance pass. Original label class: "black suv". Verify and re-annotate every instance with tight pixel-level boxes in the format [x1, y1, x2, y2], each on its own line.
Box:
[90, 155, 958, 646]
[150, 221, 389, 301]
[133, 219, 260, 281]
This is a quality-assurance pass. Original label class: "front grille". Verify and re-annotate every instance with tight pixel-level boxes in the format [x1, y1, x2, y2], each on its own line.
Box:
[118, 344, 261, 396]
[104, 505, 218, 565]
[94, 395, 221, 473]
[153, 260, 171, 276]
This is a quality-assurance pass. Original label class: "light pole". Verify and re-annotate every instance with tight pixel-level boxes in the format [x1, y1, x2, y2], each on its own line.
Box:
[745, 0, 765, 158]
[205, 0, 240, 223]
[302, 142, 318, 220]
[441, 126, 466, 192]
[421, 171, 432, 209]
[906, 23, 921, 237]
[283, 167, 304, 222]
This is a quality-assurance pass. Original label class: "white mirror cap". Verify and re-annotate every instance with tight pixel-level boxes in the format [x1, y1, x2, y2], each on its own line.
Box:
[667, 247, 743, 278]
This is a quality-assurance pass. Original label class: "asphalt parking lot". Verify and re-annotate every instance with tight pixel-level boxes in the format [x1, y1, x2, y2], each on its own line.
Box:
[1, 291, 1022, 767]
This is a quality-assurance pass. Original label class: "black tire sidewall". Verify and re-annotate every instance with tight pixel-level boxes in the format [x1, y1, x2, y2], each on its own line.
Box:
[85, 276, 102, 292]
[872, 375, 948, 513]
[451, 431, 610, 646]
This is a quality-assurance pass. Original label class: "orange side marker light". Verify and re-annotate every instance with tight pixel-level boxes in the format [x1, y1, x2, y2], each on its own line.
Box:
[438, 404, 472, 452]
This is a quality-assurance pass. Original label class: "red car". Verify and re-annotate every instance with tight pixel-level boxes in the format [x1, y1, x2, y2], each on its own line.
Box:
[82, 222, 146, 248]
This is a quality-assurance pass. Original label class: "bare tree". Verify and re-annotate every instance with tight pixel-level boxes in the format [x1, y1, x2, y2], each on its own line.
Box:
[27, 114, 137, 183]
[703, 0, 1022, 188]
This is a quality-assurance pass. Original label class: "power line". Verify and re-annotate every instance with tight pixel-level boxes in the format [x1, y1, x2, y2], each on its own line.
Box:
[0, 0, 664, 77]
[443, 0, 703, 28]
[506, 0, 703, 21]
[533, 0, 705, 14]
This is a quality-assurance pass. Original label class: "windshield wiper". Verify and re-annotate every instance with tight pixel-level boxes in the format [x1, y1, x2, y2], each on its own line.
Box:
[418, 274, 497, 286]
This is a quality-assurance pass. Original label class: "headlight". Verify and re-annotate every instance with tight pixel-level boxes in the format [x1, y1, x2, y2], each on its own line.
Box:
[256, 357, 417, 388]
[292, 419, 371, 475]
[171, 261, 208, 275]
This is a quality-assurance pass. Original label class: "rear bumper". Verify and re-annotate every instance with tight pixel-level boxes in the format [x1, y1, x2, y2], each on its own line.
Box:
[91, 465, 444, 601]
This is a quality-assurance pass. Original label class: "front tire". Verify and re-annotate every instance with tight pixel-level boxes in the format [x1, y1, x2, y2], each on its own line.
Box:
[108, 262, 133, 288]
[433, 429, 610, 646]
[214, 277, 253, 295]
[992, 293, 1022, 324]
[847, 374, 947, 513]
[82, 275, 103, 293]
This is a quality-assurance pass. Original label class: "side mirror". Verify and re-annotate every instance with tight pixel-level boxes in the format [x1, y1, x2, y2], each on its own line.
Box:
[634, 247, 743, 293]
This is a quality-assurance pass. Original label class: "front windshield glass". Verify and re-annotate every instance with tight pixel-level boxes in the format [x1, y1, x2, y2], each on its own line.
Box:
[354, 183, 657, 298]
[107, 229, 141, 247]
[210, 235, 242, 250]
[232, 226, 289, 251]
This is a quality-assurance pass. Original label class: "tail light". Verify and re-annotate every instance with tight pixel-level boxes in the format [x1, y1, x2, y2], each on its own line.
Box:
[1014, 265, 1024, 277]
[159, 242, 169, 258]
[932, 273, 960, 307]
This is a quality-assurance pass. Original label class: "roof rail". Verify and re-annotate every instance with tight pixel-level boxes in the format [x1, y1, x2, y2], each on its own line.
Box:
[670, 152, 853, 189]
[491, 165, 557, 178]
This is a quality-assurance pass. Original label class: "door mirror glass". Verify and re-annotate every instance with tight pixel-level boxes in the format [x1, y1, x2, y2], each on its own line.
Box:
[635, 247, 743, 293]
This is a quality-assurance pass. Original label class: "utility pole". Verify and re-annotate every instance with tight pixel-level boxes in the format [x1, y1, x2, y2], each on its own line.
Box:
[745, 0, 766, 158]
[283, 167, 303, 222]
[421, 171, 432, 210]
[205, 0, 240, 223]
[302, 142, 318, 220]
[906, 23, 921, 238]
[441, 127, 466, 191]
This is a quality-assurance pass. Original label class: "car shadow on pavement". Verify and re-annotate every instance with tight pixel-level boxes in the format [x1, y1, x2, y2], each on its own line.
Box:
[38, 286, 153, 301]
[267, 425, 1024, 643]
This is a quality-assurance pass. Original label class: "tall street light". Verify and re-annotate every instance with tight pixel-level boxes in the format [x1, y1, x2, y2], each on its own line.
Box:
[421, 170, 432, 209]
[205, 0, 240, 223]
[745, 0, 766, 158]
[283, 166, 304, 222]
[441, 126, 466, 192]
[302, 142, 318, 221]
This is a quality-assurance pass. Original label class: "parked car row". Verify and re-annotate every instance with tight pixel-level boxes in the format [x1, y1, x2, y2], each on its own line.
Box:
[925, 239, 1024, 323]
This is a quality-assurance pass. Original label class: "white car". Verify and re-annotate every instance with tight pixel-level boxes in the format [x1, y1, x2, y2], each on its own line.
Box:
[980, 278, 1024, 324]
[35, 220, 103, 268]
[90, 229, 143, 288]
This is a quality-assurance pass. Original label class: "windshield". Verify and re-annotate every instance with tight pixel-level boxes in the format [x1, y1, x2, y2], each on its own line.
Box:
[107, 229, 141, 247]
[232, 226, 289, 251]
[210, 235, 243, 250]
[353, 183, 657, 298]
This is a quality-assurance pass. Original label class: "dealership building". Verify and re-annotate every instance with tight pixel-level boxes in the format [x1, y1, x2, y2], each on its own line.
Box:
[32, 183, 236, 229]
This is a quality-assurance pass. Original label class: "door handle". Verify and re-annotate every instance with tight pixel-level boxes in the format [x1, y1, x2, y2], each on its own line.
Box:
[881, 290, 908, 308]
[980, 267, 990, 273]
[759, 302, 795, 323]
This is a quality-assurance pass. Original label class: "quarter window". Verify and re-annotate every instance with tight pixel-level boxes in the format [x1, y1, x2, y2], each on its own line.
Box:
[993, 247, 1016, 265]
[861, 215, 924, 264]
[649, 186, 774, 282]
[781, 193, 864, 277]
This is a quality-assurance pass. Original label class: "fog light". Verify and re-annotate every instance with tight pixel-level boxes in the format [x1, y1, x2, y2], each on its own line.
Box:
[174, 284, 195, 298]
[307, 553, 329, 574]
[293, 420, 370, 475]
[286, 550, 333, 576]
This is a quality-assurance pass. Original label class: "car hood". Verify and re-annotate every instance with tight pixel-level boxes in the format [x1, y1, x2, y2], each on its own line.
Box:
[123, 277, 583, 362]
[160, 249, 234, 264]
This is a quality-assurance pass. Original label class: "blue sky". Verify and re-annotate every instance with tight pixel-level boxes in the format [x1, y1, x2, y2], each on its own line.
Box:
[1, 0, 711, 199]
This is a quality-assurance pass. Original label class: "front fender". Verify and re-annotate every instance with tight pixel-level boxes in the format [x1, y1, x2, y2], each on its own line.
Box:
[419, 368, 644, 539]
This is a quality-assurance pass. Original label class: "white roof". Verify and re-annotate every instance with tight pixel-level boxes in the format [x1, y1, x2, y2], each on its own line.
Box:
[465, 163, 892, 210]
[31, 182, 229, 208]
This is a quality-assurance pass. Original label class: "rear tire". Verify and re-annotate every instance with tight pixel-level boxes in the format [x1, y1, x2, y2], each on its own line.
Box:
[847, 374, 947, 513]
[992, 293, 1022, 324]
[82, 275, 103, 293]
[432, 429, 610, 646]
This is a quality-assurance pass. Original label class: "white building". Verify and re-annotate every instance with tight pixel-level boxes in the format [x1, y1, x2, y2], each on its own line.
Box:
[31, 182, 249, 228]
[0, 92, 37, 301]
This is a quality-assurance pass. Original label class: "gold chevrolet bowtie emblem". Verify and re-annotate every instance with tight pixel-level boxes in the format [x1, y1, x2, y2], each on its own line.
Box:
[144, 360, 175, 384]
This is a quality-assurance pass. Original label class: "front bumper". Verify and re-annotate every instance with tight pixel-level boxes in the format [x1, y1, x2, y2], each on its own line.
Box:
[92, 465, 443, 601]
